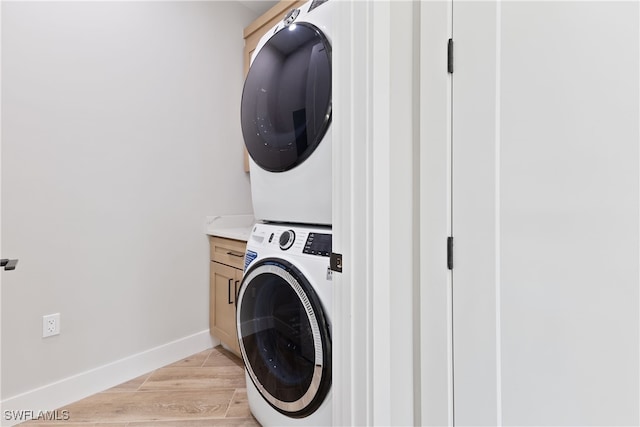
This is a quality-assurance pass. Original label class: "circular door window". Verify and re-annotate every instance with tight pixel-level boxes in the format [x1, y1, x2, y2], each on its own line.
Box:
[236, 258, 331, 418]
[241, 23, 332, 172]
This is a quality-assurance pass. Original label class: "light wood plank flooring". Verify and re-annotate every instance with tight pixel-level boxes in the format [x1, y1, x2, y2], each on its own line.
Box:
[20, 346, 260, 426]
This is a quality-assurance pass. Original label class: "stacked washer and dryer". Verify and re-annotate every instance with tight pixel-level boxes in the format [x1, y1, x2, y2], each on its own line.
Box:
[236, 1, 334, 426]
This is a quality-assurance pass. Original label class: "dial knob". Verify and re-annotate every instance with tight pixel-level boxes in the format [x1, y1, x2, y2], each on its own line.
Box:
[283, 8, 300, 26]
[279, 230, 295, 250]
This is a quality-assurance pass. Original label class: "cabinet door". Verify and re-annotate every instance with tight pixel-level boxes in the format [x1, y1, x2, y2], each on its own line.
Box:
[452, 2, 639, 425]
[210, 261, 241, 355]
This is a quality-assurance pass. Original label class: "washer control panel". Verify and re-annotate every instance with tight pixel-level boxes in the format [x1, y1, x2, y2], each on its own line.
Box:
[303, 232, 331, 257]
[249, 224, 332, 259]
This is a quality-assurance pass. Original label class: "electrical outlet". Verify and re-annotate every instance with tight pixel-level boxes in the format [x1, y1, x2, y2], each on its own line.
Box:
[42, 313, 60, 338]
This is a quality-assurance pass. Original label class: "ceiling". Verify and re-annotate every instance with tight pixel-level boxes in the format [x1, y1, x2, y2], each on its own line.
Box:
[236, 0, 280, 16]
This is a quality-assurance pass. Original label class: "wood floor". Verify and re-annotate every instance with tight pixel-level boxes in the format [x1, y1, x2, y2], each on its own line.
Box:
[20, 346, 260, 427]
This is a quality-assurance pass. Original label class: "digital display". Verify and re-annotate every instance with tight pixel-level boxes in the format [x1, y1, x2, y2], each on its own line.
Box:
[303, 233, 332, 257]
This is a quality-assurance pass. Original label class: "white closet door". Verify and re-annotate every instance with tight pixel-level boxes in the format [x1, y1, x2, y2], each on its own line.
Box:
[453, 2, 640, 425]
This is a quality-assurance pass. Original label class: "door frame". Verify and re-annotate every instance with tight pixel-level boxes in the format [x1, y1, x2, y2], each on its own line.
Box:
[332, 1, 453, 425]
[0, 0, 4, 406]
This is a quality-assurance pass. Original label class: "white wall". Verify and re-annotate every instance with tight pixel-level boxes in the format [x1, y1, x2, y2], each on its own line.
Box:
[1, 0, 255, 403]
[452, 2, 639, 424]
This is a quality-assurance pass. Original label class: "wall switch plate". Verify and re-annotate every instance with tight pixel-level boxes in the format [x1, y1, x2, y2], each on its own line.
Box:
[43, 313, 60, 338]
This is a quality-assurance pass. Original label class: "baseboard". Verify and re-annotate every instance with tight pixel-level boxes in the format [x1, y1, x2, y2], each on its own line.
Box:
[0, 330, 219, 427]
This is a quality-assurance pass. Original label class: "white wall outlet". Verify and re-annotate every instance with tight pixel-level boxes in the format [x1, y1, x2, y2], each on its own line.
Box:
[42, 313, 60, 338]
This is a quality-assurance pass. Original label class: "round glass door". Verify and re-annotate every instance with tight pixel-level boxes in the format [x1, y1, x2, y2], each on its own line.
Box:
[236, 258, 331, 418]
[241, 23, 332, 172]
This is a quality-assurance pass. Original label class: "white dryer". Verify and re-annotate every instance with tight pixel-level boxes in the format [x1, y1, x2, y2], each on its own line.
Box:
[237, 222, 332, 426]
[241, 0, 333, 226]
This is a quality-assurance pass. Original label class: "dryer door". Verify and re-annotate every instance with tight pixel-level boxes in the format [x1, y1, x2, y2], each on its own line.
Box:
[241, 23, 332, 172]
[236, 258, 331, 418]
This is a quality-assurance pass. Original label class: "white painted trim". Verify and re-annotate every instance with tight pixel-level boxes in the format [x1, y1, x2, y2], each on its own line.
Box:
[493, 2, 503, 425]
[0, 0, 4, 416]
[332, 0, 375, 425]
[419, 0, 454, 425]
[333, 0, 420, 425]
[0, 331, 217, 427]
[637, 3, 640, 426]
[370, 1, 392, 424]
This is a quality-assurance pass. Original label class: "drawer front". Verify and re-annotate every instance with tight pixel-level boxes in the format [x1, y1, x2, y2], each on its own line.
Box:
[210, 236, 246, 269]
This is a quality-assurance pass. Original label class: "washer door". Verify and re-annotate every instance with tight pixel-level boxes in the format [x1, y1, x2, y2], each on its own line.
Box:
[236, 258, 331, 418]
[241, 23, 332, 173]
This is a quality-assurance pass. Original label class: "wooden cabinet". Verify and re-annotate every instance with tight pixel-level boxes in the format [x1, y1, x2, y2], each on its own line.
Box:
[209, 236, 246, 357]
[241, 0, 307, 172]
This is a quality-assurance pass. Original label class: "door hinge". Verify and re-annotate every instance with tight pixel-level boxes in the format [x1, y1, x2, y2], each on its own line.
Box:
[330, 253, 343, 273]
[0, 259, 18, 271]
[447, 38, 454, 74]
[447, 237, 454, 270]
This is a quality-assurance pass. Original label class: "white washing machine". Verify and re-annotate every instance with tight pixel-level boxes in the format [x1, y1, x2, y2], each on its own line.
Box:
[241, 0, 333, 226]
[236, 222, 332, 426]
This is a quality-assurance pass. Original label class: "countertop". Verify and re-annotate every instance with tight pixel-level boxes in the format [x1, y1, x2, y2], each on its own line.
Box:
[205, 214, 254, 242]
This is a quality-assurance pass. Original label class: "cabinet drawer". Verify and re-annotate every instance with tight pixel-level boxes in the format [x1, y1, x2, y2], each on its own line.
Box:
[209, 236, 246, 269]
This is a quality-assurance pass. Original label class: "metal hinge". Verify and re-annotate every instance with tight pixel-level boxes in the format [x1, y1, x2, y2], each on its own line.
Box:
[447, 39, 454, 74]
[447, 237, 454, 270]
[330, 253, 343, 273]
[0, 259, 18, 271]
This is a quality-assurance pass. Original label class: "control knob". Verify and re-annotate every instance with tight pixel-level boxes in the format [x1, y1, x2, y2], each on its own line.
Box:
[283, 8, 300, 26]
[279, 230, 295, 250]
